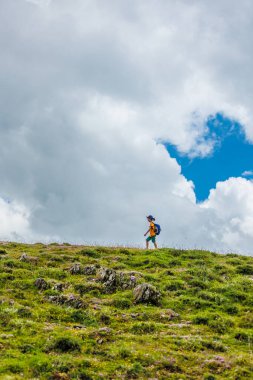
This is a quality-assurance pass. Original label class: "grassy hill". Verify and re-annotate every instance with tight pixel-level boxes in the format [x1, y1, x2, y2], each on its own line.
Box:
[0, 243, 253, 380]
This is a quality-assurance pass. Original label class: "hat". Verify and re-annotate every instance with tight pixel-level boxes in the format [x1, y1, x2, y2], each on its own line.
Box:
[147, 215, 155, 221]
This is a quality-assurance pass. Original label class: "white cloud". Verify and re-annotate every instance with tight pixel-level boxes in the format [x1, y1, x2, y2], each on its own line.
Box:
[242, 170, 253, 177]
[1, 1, 253, 254]
[0, 197, 31, 241]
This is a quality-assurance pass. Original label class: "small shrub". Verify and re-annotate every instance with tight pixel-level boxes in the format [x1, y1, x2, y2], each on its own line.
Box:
[238, 313, 253, 328]
[204, 374, 216, 380]
[19, 344, 34, 353]
[165, 280, 185, 291]
[113, 298, 131, 309]
[202, 340, 227, 352]
[0, 249, 7, 255]
[99, 313, 111, 324]
[6, 362, 24, 374]
[119, 347, 132, 359]
[78, 248, 100, 258]
[69, 310, 97, 326]
[131, 322, 156, 334]
[234, 331, 251, 342]
[17, 307, 32, 318]
[74, 283, 103, 295]
[236, 265, 253, 275]
[30, 357, 52, 376]
[208, 315, 234, 334]
[50, 337, 81, 353]
[189, 279, 208, 290]
[126, 362, 144, 379]
[223, 304, 239, 315]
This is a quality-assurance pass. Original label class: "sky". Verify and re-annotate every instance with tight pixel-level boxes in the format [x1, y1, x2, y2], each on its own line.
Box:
[166, 114, 253, 201]
[1, 0, 253, 254]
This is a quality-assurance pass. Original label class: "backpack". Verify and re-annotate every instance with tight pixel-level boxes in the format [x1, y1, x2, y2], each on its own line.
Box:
[154, 223, 161, 235]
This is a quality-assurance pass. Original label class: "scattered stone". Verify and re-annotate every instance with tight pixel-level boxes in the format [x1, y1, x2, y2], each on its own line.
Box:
[117, 272, 137, 290]
[131, 313, 140, 318]
[98, 327, 112, 334]
[20, 253, 38, 264]
[0, 334, 14, 339]
[73, 325, 86, 330]
[160, 309, 180, 320]
[83, 265, 97, 275]
[133, 283, 161, 305]
[47, 294, 85, 309]
[53, 283, 68, 292]
[69, 263, 82, 275]
[169, 321, 191, 328]
[203, 355, 231, 370]
[51, 372, 70, 380]
[98, 267, 117, 292]
[34, 278, 49, 290]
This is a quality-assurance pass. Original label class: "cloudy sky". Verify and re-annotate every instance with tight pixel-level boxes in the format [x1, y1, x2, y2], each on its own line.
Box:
[1, 0, 253, 254]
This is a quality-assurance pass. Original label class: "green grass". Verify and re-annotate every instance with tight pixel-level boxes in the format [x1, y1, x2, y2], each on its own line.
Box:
[0, 243, 252, 379]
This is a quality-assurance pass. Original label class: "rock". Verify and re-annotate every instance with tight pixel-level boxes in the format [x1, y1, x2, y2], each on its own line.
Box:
[20, 253, 38, 264]
[133, 283, 161, 305]
[69, 263, 82, 275]
[117, 272, 137, 290]
[53, 283, 68, 292]
[160, 309, 180, 320]
[98, 267, 117, 292]
[83, 265, 97, 275]
[34, 278, 49, 290]
[47, 294, 85, 309]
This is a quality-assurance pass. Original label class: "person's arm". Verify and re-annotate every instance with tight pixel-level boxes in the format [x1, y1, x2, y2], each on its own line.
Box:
[144, 228, 150, 236]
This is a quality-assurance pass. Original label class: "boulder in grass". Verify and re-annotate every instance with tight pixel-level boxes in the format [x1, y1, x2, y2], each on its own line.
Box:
[20, 253, 38, 265]
[53, 283, 68, 292]
[69, 263, 82, 275]
[83, 265, 97, 275]
[117, 272, 137, 290]
[133, 283, 161, 305]
[34, 278, 49, 290]
[98, 267, 117, 292]
[47, 294, 85, 309]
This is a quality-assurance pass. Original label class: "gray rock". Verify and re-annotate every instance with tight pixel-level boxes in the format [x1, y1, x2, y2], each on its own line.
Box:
[117, 272, 137, 290]
[34, 278, 49, 290]
[47, 294, 84, 309]
[20, 253, 38, 264]
[69, 263, 82, 275]
[133, 283, 161, 305]
[53, 283, 67, 292]
[83, 265, 97, 275]
[98, 267, 117, 292]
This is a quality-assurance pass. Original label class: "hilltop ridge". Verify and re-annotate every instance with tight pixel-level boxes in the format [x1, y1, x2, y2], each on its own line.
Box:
[0, 243, 253, 379]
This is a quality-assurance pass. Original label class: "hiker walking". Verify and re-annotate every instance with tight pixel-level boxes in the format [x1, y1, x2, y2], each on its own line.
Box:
[144, 215, 160, 249]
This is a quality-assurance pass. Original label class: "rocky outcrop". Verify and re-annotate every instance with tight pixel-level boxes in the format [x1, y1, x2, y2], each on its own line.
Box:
[83, 265, 97, 275]
[97, 267, 138, 292]
[133, 283, 161, 305]
[47, 294, 85, 309]
[20, 253, 38, 264]
[117, 272, 137, 290]
[69, 263, 82, 275]
[34, 278, 49, 290]
[98, 267, 117, 292]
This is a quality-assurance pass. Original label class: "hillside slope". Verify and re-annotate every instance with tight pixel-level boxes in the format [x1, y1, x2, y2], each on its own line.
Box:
[0, 243, 253, 379]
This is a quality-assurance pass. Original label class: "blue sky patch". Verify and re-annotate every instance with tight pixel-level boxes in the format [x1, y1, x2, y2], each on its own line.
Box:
[165, 114, 253, 202]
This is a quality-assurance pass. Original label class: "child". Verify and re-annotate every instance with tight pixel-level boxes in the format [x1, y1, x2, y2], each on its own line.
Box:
[144, 215, 158, 249]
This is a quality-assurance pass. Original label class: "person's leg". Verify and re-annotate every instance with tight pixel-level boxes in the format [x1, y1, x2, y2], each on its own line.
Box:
[152, 236, 158, 249]
[146, 236, 150, 249]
